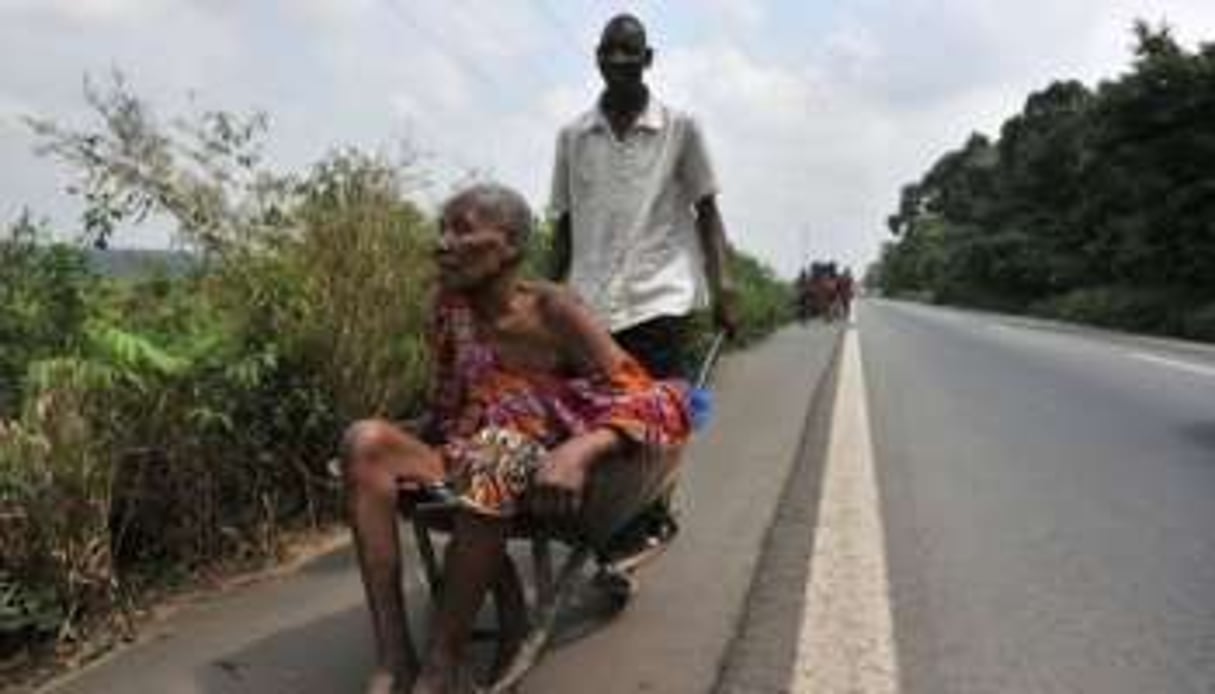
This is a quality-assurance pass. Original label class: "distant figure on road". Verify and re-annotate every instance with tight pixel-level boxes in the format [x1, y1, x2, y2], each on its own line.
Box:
[549, 12, 737, 553]
[796, 267, 814, 321]
[839, 267, 855, 319]
[340, 183, 691, 694]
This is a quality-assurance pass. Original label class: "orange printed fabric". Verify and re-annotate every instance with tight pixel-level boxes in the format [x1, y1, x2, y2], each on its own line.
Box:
[426, 294, 691, 517]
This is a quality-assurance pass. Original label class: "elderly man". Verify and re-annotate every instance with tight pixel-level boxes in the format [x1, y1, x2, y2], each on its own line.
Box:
[342, 183, 690, 693]
[550, 13, 737, 552]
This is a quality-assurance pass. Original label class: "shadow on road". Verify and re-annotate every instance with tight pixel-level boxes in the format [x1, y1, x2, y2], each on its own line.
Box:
[192, 605, 375, 694]
[190, 539, 623, 693]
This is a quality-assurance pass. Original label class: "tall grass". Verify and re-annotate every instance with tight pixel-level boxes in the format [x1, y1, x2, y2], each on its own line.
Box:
[1, 147, 439, 661]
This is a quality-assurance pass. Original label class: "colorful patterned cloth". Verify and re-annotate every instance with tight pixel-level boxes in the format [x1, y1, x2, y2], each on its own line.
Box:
[427, 293, 691, 517]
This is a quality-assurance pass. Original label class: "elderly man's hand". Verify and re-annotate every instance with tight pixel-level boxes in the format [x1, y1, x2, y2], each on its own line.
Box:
[714, 290, 739, 340]
[530, 440, 593, 521]
[528, 429, 620, 522]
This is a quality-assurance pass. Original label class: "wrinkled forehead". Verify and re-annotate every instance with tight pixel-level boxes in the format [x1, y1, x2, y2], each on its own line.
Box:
[440, 201, 489, 231]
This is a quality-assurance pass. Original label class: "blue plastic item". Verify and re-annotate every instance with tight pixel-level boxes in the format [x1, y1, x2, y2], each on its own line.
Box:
[686, 331, 725, 432]
[688, 386, 715, 432]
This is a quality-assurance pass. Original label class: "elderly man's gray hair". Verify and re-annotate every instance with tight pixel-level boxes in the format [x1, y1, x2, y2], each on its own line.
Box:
[441, 182, 534, 252]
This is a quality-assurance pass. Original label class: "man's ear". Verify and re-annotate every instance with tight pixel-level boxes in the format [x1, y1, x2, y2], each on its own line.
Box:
[644, 47, 655, 68]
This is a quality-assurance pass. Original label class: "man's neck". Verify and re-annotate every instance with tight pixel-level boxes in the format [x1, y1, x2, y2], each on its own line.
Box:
[467, 271, 520, 324]
[600, 84, 649, 136]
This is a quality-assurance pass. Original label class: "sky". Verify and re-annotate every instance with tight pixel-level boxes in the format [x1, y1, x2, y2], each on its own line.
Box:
[3, 0, 1215, 277]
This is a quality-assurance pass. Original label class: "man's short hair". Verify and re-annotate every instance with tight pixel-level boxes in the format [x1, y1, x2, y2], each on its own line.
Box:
[442, 182, 534, 251]
[601, 13, 647, 45]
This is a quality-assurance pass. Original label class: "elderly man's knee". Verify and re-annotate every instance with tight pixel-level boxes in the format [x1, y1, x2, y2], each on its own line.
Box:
[340, 418, 396, 474]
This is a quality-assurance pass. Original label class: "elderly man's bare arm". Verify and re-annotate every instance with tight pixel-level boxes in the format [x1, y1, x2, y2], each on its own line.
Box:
[517, 283, 627, 516]
[534, 283, 627, 377]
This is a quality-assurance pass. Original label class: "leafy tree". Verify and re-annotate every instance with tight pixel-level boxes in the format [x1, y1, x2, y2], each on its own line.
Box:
[875, 20, 1215, 337]
[0, 212, 95, 416]
[27, 71, 284, 254]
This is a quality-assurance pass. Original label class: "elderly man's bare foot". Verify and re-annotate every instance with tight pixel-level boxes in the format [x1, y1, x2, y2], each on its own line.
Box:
[366, 669, 412, 694]
[411, 664, 478, 694]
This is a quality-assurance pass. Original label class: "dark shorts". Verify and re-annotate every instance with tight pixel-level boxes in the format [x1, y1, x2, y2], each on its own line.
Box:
[612, 314, 693, 380]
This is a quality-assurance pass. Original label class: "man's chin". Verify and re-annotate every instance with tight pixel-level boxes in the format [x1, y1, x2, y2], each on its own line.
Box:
[606, 79, 640, 92]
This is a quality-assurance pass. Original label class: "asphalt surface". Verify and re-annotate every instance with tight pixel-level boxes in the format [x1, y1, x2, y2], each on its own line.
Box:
[860, 300, 1215, 694]
[37, 323, 843, 694]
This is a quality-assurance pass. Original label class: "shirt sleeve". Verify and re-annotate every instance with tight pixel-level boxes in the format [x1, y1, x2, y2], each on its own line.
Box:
[549, 128, 571, 217]
[677, 115, 719, 203]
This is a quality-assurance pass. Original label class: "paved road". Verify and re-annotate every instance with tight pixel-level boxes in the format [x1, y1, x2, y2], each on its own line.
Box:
[38, 324, 842, 694]
[860, 300, 1215, 694]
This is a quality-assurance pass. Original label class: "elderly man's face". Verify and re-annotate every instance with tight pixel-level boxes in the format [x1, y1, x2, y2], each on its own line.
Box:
[597, 21, 650, 91]
[435, 208, 516, 290]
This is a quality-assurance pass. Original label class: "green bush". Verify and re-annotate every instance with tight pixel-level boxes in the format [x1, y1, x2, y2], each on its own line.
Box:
[1028, 285, 1187, 334]
[216, 149, 435, 421]
[729, 251, 795, 344]
[1, 357, 123, 646]
[1181, 301, 1215, 342]
[0, 214, 95, 417]
[681, 250, 794, 375]
[1, 151, 438, 659]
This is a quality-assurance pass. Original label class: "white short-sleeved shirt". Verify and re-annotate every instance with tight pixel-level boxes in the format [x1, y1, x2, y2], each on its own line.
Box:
[550, 98, 719, 332]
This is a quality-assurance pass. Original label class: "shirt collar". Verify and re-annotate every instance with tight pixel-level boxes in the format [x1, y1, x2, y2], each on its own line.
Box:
[580, 97, 666, 134]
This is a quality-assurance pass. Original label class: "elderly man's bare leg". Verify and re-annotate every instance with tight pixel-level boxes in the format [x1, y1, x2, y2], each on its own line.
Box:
[413, 511, 508, 693]
[342, 419, 445, 694]
[490, 552, 527, 680]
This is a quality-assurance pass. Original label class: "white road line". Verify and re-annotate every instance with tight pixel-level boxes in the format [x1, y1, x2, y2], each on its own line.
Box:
[1128, 351, 1215, 379]
[790, 328, 900, 693]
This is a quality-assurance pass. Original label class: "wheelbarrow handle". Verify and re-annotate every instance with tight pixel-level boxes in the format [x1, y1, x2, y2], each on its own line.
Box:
[694, 330, 727, 390]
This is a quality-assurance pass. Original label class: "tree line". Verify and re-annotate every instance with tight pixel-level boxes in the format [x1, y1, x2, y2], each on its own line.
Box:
[870, 21, 1215, 340]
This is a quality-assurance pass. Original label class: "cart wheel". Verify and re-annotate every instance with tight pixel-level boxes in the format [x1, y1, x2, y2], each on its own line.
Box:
[592, 567, 637, 613]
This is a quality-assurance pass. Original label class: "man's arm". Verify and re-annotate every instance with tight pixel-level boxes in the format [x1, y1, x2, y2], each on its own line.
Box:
[694, 195, 738, 338]
[552, 212, 572, 283]
[678, 115, 737, 338]
[549, 126, 573, 283]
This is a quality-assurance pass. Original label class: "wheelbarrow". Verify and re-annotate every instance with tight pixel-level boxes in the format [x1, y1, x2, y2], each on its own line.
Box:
[407, 332, 727, 693]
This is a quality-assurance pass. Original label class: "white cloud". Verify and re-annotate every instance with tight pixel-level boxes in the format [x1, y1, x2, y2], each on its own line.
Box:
[287, 0, 378, 26]
[696, 0, 767, 32]
[3, 1, 1215, 272]
[649, 43, 895, 274]
[0, 92, 31, 133]
[0, 0, 168, 23]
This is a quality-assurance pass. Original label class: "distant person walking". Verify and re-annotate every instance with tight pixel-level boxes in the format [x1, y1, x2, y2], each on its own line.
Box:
[839, 267, 855, 319]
